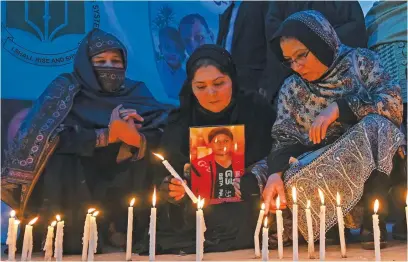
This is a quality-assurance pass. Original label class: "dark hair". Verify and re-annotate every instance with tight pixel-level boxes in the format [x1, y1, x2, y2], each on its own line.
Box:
[189, 58, 229, 79]
[208, 127, 233, 143]
[159, 26, 184, 49]
[179, 14, 210, 32]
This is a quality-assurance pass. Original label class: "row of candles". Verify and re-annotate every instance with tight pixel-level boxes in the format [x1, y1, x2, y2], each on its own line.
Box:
[6, 153, 408, 261]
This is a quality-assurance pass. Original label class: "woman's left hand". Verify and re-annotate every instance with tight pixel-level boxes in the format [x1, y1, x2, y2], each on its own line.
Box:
[110, 119, 142, 147]
[309, 102, 339, 144]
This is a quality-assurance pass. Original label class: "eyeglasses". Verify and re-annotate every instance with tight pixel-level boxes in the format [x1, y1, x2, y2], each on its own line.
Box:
[282, 50, 310, 68]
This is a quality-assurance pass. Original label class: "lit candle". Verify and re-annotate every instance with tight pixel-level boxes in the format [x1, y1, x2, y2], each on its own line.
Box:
[44, 221, 57, 261]
[292, 187, 299, 261]
[196, 197, 205, 261]
[82, 208, 96, 261]
[318, 189, 326, 260]
[373, 200, 381, 261]
[305, 200, 315, 259]
[7, 210, 16, 261]
[254, 203, 265, 258]
[262, 217, 269, 262]
[153, 153, 198, 203]
[54, 215, 64, 261]
[21, 217, 38, 261]
[405, 194, 408, 240]
[336, 193, 347, 258]
[9, 220, 20, 261]
[126, 199, 135, 261]
[87, 211, 99, 261]
[149, 189, 157, 261]
[276, 195, 284, 259]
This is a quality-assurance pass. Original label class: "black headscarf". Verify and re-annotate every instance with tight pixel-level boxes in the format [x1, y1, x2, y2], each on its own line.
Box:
[269, 11, 336, 67]
[157, 44, 275, 176]
[69, 28, 169, 129]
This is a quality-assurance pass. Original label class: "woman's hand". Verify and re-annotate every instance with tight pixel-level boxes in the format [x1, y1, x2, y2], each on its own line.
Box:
[263, 172, 287, 214]
[309, 102, 339, 144]
[168, 177, 186, 201]
[109, 105, 142, 147]
[119, 108, 144, 129]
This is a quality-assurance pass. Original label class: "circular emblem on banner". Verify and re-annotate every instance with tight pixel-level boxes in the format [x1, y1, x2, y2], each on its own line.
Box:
[1, 1, 102, 66]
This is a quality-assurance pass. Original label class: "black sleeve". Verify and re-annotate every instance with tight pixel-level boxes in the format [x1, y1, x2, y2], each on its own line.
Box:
[267, 143, 312, 174]
[332, 1, 367, 48]
[336, 98, 358, 124]
[56, 126, 97, 156]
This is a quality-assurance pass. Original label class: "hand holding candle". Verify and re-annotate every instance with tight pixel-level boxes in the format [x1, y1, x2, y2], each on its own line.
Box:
[126, 199, 136, 261]
[292, 187, 299, 261]
[373, 200, 381, 261]
[44, 221, 57, 261]
[149, 189, 157, 261]
[336, 192, 347, 258]
[254, 203, 265, 258]
[82, 208, 96, 261]
[276, 195, 284, 259]
[21, 217, 38, 261]
[153, 153, 198, 203]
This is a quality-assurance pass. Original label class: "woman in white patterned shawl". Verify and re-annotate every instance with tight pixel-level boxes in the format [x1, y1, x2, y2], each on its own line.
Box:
[263, 10, 404, 250]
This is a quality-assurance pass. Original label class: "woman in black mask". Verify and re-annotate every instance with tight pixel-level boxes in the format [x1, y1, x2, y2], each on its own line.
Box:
[139, 45, 275, 254]
[1, 29, 170, 253]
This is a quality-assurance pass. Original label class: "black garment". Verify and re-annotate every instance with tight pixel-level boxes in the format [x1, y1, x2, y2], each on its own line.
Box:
[19, 29, 170, 254]
[214, 163, 234, 199]
[216, 1, 271, 94]
[138, 45, 275, 254]
[262, 0, 367, 103]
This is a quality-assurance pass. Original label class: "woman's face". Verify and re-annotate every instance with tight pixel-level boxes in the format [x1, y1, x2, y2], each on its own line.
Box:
[192, 65, 233, 113]
[280, 37, 328, 81]
[91, 50, 124, 68]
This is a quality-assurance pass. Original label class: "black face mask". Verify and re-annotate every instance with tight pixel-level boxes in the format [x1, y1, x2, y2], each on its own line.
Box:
[94, 66, 125, 93]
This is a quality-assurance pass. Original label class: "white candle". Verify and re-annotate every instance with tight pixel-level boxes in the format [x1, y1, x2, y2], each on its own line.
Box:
[254, 203, 265, 258]
[7, 210, 16, 261]
[149, 190, 157, 261]
[405, 194, 408, 241]
[44, 221, 57, 261]
[276, 195, 284, 259]
[126, 199, 136, 261]
[21, 217, 38, 261]
[262, 217, 269, 262]
[306, 200, 315, 259]
[319, 189, 326, 260]
[54, 215, 64, 261]
[292, 187, 299, 261]
[82, 208, 95, 261]
[336, 193, 347, 258]
[9, 220, 20, 261]
[87, 211, 99, 261]
[373, 200, 381, 261]
[153, 153, 198, 203]
[196, 197, 205, 261]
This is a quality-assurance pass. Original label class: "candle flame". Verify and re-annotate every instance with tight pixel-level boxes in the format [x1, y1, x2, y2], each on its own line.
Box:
[56, 215, 61, 222]
[28, 217, 38, 225]
[201, 198, 205, 208]
[336, 192, 341, 206]
[306, 200, 311, 209]
[10, 210, 16, 218]
[263, 217, 268, 228]
[318, 188, 324, 205]
[374, 199, 379, 214]
[153, 187, 156, 207]
[261, 203, 265, 210]
[92, 211, 99, 217]
[51, 221, 57, 227]
[88, 208, 96, 214]
[276, 195, 281, 210]
[292, 187, 297, 203]
[197, 196, 204, 209]
[14, 220, 20, 225]
[130, 198, 136, 207]
[153, 153, 164, 161]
